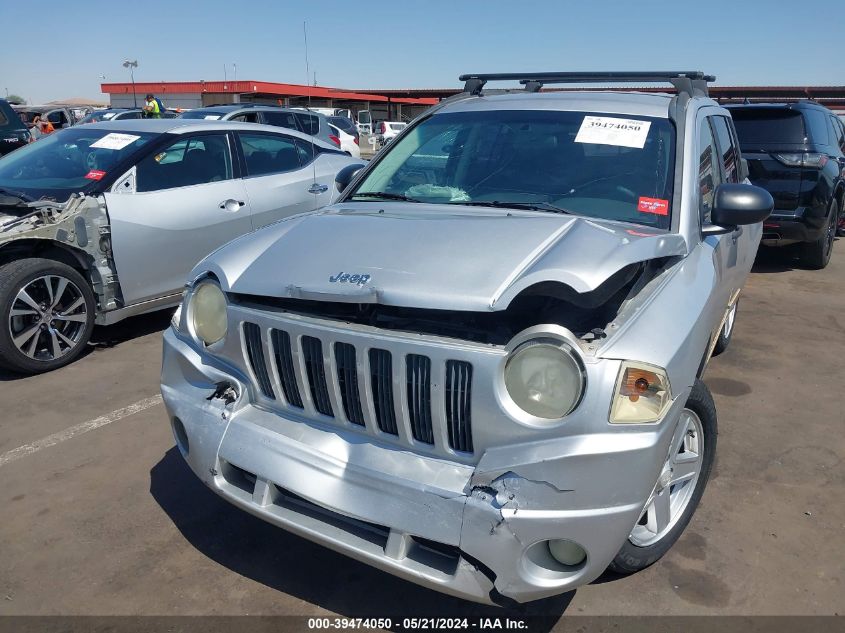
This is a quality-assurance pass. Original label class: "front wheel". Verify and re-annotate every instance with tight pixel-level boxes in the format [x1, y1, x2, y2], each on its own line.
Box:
[0, 258, 96, 374]
[609, 379, 717, 574]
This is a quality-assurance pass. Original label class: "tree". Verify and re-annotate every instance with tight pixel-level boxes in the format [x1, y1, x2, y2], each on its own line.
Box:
[5, 95, 26, 105]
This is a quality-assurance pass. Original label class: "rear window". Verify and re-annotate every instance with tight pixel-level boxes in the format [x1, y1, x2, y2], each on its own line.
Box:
[730, 109, 806, 145]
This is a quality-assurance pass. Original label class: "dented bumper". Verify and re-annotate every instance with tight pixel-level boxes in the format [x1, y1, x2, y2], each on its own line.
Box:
[161, 328, 684, 604]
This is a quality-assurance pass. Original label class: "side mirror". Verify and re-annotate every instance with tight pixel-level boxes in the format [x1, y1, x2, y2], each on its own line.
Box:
[335, 163, 365, 194]
[703, 183, 773, 235]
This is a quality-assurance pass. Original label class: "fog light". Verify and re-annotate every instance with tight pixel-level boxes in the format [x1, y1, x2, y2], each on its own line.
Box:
[548, 539, 586, 566]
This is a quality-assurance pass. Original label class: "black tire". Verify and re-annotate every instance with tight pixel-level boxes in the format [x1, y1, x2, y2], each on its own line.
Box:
[609, 379, 717, 575]
[800, 199, 838, 270]
[712, 300, 737, 357]
[0, 258, 95, 374]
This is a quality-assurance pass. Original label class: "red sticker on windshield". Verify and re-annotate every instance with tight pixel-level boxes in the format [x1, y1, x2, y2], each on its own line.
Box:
[84, 170, 106, 181]
[637, 196, 669, 215]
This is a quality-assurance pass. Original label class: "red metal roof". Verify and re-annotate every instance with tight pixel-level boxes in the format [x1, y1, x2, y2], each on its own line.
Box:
[100, 80, 438, 105]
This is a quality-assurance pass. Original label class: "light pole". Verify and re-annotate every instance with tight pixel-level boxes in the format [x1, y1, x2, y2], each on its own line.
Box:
[122, 59, 138, 108]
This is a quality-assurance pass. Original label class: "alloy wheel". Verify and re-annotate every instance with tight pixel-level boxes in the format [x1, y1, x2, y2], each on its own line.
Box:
[629, 409, 704, 547]
[7, 275, 89, 362]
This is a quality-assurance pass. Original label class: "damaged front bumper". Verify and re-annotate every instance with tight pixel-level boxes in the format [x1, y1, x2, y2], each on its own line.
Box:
[161, 328, 685, 604]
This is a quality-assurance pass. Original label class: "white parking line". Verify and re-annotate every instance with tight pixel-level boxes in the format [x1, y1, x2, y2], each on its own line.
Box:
[0, 395, 163, 469]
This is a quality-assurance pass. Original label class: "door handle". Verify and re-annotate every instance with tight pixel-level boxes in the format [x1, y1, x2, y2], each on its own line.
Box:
[219, 199, 246, 211]
[308, 183, 329, 194]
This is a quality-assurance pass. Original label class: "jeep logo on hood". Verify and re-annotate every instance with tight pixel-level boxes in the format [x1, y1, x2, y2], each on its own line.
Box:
[329, 272, 371, 286]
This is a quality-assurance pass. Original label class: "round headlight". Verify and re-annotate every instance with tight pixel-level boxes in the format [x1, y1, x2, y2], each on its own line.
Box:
[190, 282, 228, 345]
[504, 340, 584, 419]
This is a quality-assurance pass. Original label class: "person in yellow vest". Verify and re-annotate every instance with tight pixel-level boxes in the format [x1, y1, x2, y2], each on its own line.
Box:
[143, 93, 161, 119]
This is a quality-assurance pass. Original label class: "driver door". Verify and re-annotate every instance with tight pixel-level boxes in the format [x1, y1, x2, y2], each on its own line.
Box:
[105, 131, 252, 306]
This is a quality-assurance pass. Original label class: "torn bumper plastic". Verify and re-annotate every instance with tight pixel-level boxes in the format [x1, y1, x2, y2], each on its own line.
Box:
[161, 329, 685, 604]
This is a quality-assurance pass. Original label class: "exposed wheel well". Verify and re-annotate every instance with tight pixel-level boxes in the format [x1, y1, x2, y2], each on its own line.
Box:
[0, 240, 91, 273]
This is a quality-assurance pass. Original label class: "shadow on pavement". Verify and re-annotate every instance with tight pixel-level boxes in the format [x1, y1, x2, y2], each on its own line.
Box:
[150, 447, 574, 626]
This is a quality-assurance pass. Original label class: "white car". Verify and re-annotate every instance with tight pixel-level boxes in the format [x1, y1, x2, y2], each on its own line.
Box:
[0, 119, 361, 373]
[328, 122, 360, 159]
[375, 121, 407, 146]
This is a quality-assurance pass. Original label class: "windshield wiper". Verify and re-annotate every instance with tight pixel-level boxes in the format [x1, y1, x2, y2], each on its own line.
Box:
[450, 200, 573, 215]
[349, 191, 421, 203]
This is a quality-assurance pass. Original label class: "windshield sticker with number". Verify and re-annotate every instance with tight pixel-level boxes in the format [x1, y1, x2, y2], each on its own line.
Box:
[575, 116, 651, 149]
[90, 133, 141, 150]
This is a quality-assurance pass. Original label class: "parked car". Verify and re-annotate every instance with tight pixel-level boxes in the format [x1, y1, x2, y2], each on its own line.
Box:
[0, 119, 359, 373]
[0, 99, 31, 157]
[13, 105, 79, 130]
[180, 105, 337, 147]
[327, 121, 360, 158]
[375, 120, 407, 147]
[161, 72, 772, 604]
[76, 109, 145, 124]
[726, 102, 845, 268]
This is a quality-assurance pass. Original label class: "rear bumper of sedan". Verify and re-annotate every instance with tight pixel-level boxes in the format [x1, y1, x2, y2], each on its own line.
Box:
[160, 328, 683, 604]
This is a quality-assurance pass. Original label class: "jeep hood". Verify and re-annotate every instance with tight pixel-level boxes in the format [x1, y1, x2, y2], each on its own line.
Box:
[201, 203, 687, 312]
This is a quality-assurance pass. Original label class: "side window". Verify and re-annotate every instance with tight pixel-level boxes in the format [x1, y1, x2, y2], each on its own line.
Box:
[804, 109, 830, 146]
[294, 137, 318, 164]
[231, 112, 259, 123]
[698, 117, 722, 225]
[48, 111, 67, 127]
[711, 116, 739, 183]
[830, 116, 845, 153]
[261, 111, 299, 131]
[136, 134, 233, 192]
[293, 113, 319, 136]
[239, 133, 302, 176]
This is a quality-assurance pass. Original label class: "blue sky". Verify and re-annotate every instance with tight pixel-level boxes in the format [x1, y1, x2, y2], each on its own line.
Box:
[3, 0, 843, 103]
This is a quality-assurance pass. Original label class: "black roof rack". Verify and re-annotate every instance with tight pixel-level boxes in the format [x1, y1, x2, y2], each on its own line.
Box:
[458, 71, 715, 98]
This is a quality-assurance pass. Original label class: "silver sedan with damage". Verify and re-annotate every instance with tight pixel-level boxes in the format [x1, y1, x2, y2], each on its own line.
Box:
[0, 119, 359, 373]
[161, 72, 773, 604]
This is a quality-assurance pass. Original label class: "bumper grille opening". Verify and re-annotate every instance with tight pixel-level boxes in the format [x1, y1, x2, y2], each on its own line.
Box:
[302, 336, 334, 417]
[369, 348, 398, 435]
[275, 485, 389, 549]
[406, 354, 434, 444]
[408, 536, 461, 576]
[243, 322, 275, 400]
[445, 360, 473, 453]
[271, 329, 303, 408]
[335, 342, 365, 426]
[220, 460, 257, 495]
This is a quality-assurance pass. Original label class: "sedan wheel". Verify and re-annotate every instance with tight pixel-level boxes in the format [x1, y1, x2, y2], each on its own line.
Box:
[9, 275, 88, 361]
[0, 259, 96, 374]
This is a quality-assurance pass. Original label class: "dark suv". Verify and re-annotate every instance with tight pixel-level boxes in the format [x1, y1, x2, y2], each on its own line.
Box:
[727, 102, 845, 269]
[0, 99, 30, 157]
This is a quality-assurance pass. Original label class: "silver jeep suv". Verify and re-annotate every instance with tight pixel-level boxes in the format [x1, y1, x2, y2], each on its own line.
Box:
[161, 72, 772, 605]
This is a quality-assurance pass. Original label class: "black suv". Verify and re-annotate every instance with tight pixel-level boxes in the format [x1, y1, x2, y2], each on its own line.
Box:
[0, 99, 31, 157]
[727, 102, 845, 269]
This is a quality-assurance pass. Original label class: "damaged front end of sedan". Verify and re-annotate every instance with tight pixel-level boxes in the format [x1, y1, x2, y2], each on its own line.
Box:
[0, 194, 124, 318]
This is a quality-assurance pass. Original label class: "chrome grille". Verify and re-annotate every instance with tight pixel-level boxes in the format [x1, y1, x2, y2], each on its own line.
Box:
[406, 354, 434, 445]
[445, 360, 473, 453]
[302, 336, 334, 417]
[271, 329, 303, 408]
[243, 322, 275, 400]
[335, 342, 365, 426]
[369, 348, 398, 435]
[240, 322, 476, 456]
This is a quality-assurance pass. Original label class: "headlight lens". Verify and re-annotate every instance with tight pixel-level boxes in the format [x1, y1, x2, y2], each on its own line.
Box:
[609, 362, 672, 424]
[190, 282, 228, 345]
[504, 340, 584, 419]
